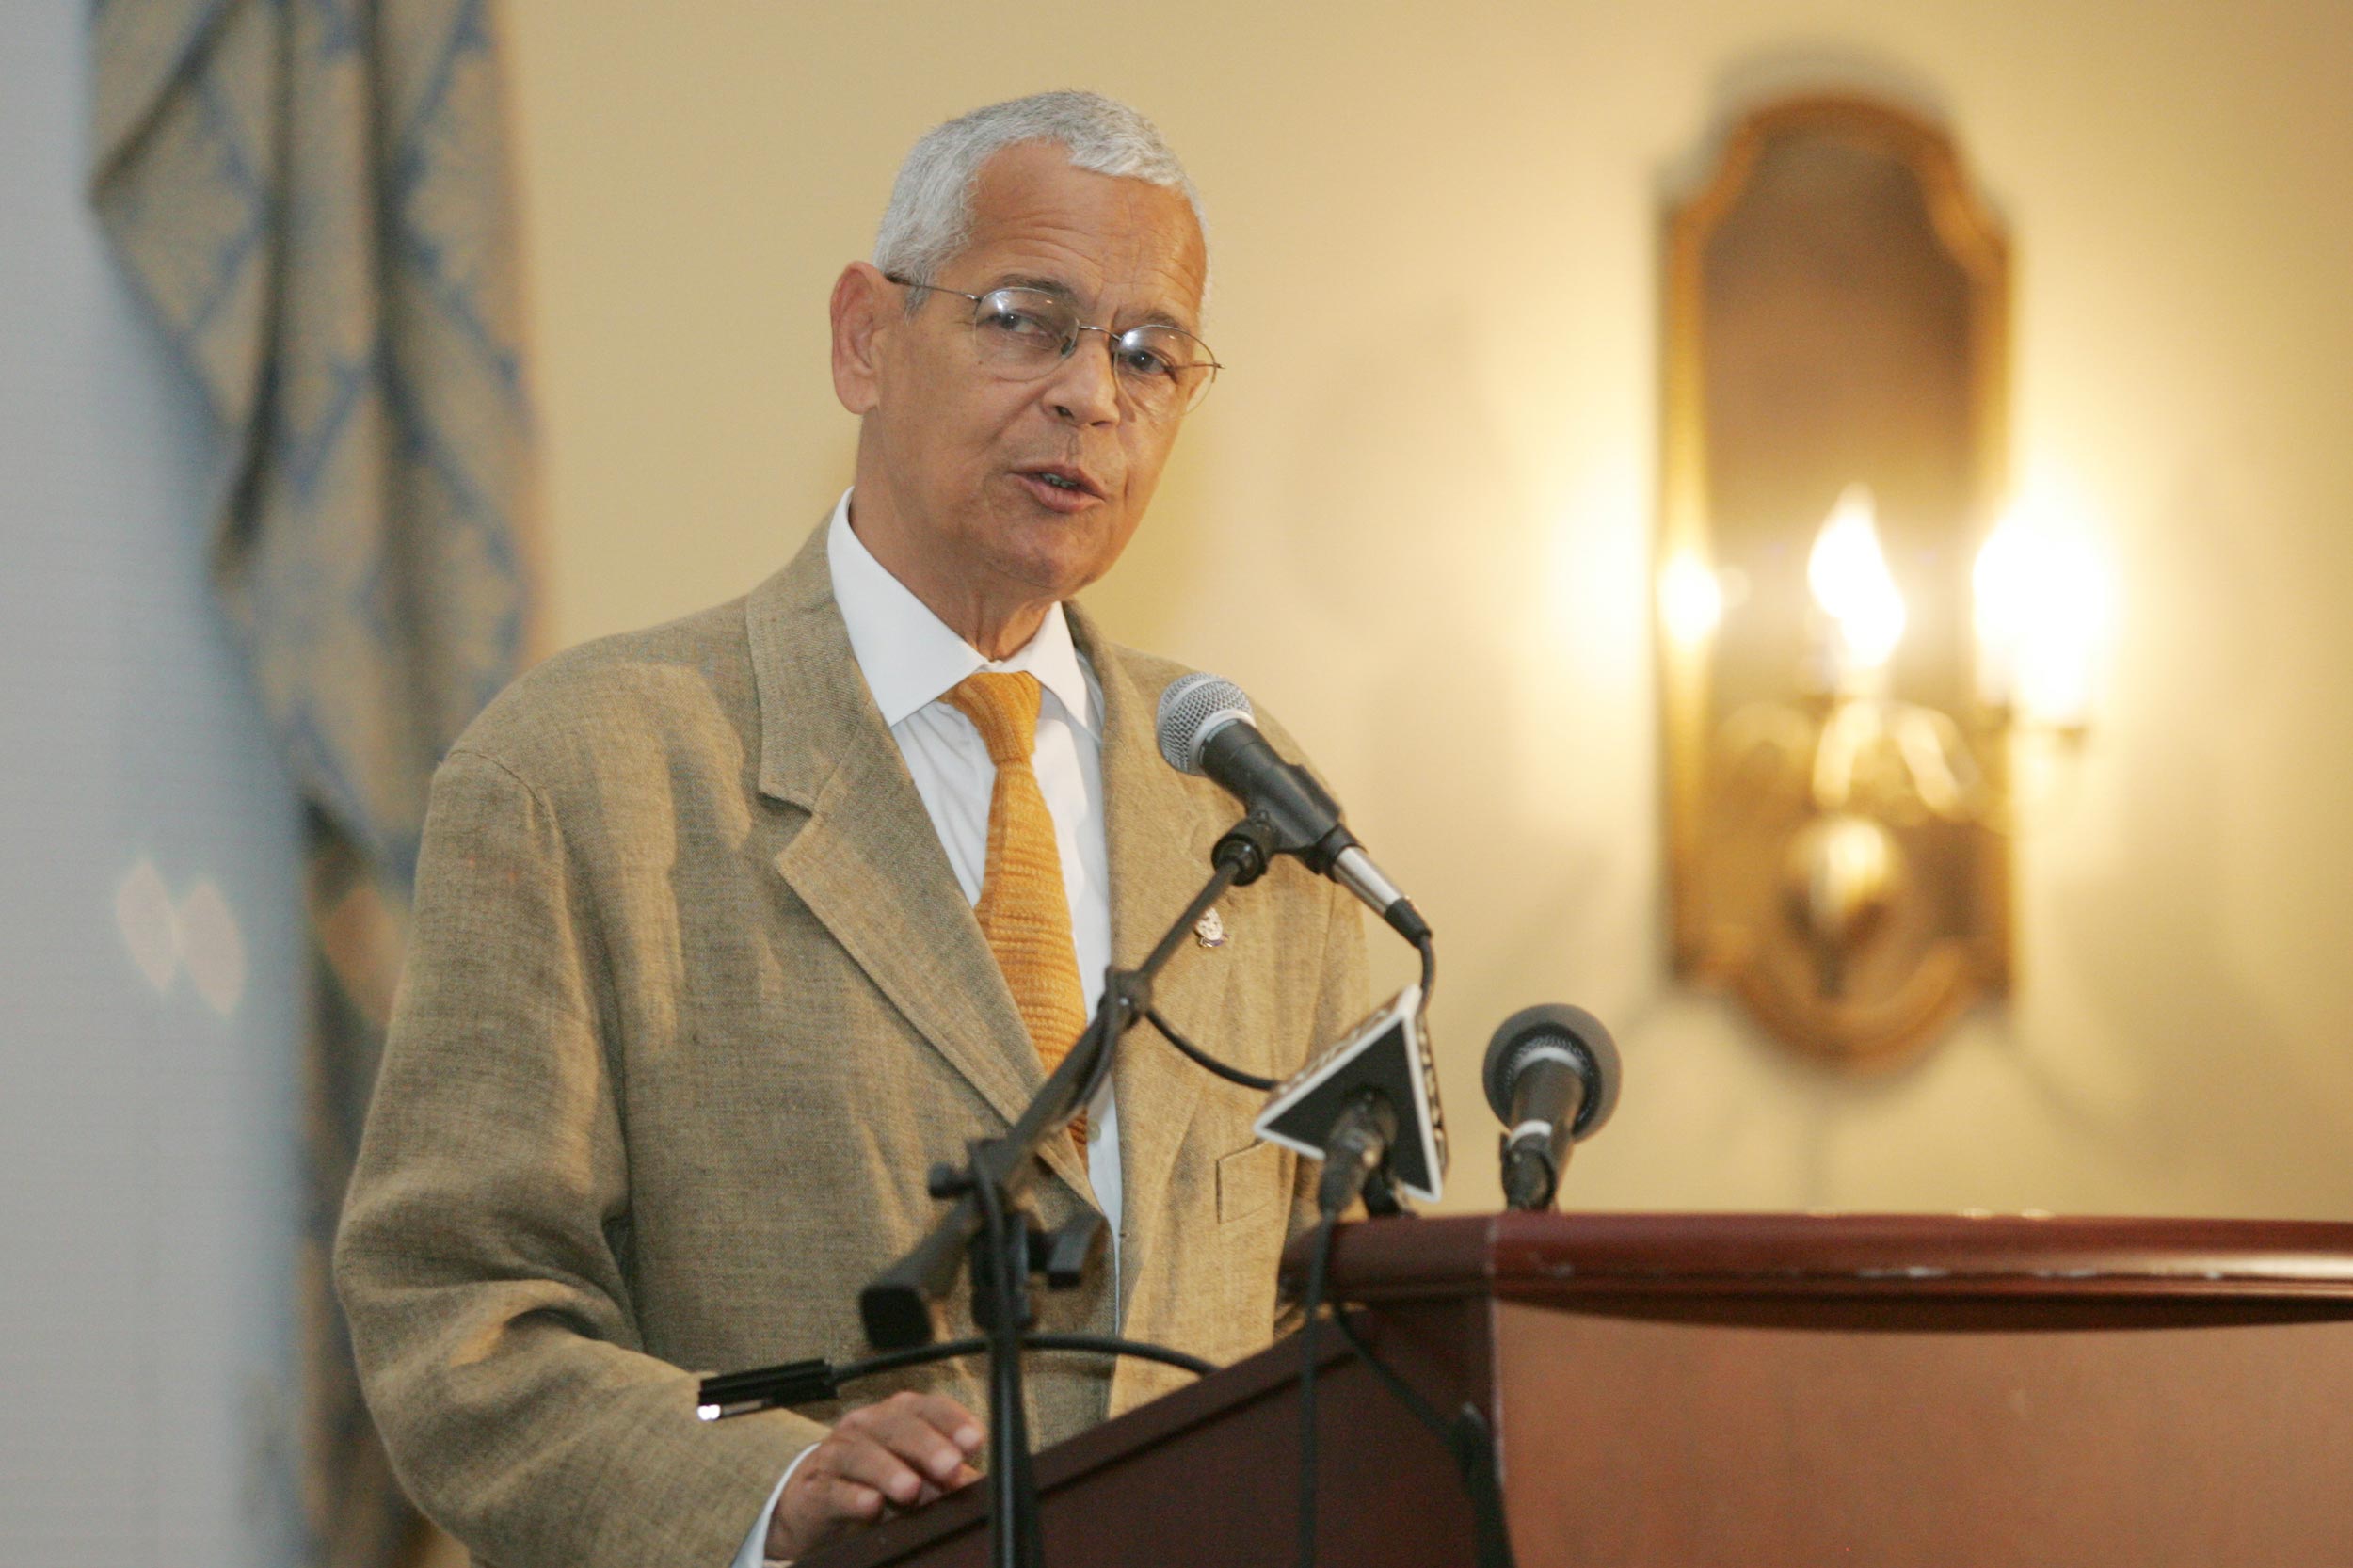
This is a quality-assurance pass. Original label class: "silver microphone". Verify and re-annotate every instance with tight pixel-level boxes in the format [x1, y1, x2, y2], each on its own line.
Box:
[1156, 673, 1430, 944]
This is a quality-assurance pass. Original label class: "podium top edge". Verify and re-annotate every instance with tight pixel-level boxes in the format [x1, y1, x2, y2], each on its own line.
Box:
[1287, 1211, 2353, 1304]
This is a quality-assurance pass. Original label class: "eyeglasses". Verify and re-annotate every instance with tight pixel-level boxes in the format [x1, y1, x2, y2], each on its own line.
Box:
[886, 273, 1222, 419]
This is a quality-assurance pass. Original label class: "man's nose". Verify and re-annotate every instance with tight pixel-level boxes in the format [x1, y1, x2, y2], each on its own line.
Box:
[1044, 329, 1123, 425]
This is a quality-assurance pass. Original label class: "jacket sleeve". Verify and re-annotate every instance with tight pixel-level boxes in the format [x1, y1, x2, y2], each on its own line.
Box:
[334, 747, 822, 1568]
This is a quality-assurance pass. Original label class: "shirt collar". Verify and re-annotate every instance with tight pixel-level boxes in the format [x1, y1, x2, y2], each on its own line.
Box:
[827, 489, 1097, 735]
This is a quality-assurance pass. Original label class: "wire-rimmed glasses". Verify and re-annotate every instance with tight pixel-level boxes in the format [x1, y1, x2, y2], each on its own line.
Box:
[886, 273, 1222, 420]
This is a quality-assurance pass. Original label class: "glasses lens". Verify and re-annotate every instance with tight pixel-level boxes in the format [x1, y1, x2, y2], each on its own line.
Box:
[970, 290, 1078, 370]
[1112, 328, 1217, 416]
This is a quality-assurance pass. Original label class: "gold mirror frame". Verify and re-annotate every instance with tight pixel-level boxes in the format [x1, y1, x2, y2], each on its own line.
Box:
[1658, 94, 2012, 1068]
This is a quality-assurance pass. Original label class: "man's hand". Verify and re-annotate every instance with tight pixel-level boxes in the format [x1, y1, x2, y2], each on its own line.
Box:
[766, 1391, 985, 1560]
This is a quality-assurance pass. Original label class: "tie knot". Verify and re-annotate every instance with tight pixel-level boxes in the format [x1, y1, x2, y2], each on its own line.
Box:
[944, 671, 1044, 767]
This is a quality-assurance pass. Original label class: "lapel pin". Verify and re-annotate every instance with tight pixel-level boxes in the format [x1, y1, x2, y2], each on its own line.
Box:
[1193, 906, 1227, 950]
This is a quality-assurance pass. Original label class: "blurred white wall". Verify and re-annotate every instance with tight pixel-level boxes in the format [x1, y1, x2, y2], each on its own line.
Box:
[0, 12, 304, 1567]
[504, 0, 2353, 1219]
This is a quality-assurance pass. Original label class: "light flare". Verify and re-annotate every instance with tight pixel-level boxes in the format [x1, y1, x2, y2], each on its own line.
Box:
[1658, 549, 1724, 647]
[1974, 499, 2108, 728]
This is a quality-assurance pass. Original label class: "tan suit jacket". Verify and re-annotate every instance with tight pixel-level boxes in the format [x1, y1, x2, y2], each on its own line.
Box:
[334, 520, 1369, 1568]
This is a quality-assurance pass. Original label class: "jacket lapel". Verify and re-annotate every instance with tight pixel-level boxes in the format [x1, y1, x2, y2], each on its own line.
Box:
[745, 522, 1096, 1208]
[1072, 608, 1231, 1321]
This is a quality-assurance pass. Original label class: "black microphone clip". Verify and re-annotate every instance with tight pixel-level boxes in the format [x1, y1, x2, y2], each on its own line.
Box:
[1316, 1089, 1401, 1218]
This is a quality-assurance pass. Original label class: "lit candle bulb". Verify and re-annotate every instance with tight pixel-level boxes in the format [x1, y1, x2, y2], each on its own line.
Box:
[1805, 484, 1906, 696]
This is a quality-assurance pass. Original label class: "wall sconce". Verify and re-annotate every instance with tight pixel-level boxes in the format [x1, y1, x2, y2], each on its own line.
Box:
[1657, 93, 2103, 1068]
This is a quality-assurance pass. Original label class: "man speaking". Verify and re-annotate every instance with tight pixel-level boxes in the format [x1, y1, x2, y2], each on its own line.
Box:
[336, 91, 1369, 1566]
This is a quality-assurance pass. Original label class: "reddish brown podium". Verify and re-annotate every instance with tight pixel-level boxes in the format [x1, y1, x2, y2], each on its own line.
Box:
[809, 1213, 2353, 1567]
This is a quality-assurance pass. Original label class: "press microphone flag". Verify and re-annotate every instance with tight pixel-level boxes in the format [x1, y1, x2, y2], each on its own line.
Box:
[1254, 985, 1447, 1205]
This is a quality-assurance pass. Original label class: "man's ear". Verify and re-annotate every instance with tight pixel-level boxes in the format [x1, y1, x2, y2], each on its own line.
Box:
[830, 262, 894, 416]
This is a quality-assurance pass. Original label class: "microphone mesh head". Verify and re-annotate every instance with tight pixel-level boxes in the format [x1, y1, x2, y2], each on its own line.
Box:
[1156, 672, 1254, 776]
[1481, 1003, 1622, 1140]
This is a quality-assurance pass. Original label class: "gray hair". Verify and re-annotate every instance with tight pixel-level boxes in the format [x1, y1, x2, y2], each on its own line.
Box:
[873, 90, 1209, 307]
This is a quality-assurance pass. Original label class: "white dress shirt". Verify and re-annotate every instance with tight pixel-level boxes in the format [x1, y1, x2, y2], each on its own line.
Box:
[736, 491, 1120, 1565]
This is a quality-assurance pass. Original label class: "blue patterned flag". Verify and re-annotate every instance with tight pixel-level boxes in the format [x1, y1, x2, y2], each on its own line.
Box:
[89, 2, 534, 1561]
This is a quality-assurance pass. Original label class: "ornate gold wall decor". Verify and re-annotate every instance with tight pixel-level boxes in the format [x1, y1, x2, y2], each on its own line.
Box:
[1658, 94, 2012, 1068]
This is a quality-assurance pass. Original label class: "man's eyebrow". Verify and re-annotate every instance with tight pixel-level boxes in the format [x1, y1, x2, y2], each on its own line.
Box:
[991, 273, 1080, 299]
[1125, 304, 1196, 333]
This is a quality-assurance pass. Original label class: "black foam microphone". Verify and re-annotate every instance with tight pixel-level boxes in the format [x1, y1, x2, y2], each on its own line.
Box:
[1156, 673, 1430, 944]
[1482, 1004, 1622, 1211]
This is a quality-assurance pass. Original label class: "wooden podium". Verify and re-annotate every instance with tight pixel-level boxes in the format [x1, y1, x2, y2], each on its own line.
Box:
[809, 1213, 2353, 1567]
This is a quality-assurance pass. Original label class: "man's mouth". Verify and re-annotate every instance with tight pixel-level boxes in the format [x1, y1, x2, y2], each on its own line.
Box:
[1017, 463, 1104, 495]
[1013, 464, 1108, 510]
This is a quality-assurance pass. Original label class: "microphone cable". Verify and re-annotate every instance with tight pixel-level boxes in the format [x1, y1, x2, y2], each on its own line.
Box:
[1144, 1004, 1277, 1092]
[1292, 1214, 1515, 1568]
[1294, 1208, 1339, 1568]
[1296, 927, 1436, 1565]
[1326, 1306, 1516, 1568]
[1290, 933, 1513, 1568]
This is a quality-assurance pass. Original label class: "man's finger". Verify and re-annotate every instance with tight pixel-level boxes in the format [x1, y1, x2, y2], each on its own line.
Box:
[822, 1430, 934, 1508]
[817, 1473, 886, 1524]
[898, 1466, 979, 1507]
[888, 1462, 979, 1518]
[853, 1395, 984, 1487]
[898, 1392, 987, 1457]
[780, 1469, 884, 1545]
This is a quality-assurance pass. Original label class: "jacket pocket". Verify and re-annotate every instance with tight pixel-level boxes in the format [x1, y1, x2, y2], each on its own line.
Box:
[1215, 1140, 1285, 1224]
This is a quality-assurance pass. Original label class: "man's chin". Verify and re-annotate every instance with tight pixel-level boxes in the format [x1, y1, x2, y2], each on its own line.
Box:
[982, 529, 1120, 605]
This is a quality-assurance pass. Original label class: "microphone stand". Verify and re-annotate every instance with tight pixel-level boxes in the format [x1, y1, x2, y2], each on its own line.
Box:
[853, 814, 1282, 1568]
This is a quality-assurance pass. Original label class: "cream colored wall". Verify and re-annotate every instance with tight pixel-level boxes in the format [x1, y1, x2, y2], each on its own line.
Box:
[503, 0, 2353, 1219]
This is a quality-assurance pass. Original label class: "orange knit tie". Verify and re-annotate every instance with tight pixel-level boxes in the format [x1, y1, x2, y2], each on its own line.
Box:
[943, 672, 1089, 1144]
